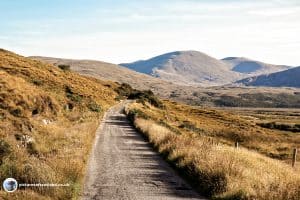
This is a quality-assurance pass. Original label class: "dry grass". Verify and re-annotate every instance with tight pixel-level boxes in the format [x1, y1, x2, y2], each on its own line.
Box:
[127, 101, 300, 162]
[0, 49, 117, 199]
[125, 102, 300, 199]
[131, 118, 300, 200]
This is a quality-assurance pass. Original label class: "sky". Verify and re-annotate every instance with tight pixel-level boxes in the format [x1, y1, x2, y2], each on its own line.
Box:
[0, 0, 300, 66]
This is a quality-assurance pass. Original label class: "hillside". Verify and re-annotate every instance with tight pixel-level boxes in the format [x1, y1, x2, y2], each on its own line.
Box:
[125, 100, 300, 199]
[120, 51, 292, 86]
[32, 56, 300, 108]
[236, 66, 300, 87]
[120, 51, 242, 86]
[0, 49, 117, 199]
[222, 57, 291, 76]
[30, 56, 187, 98]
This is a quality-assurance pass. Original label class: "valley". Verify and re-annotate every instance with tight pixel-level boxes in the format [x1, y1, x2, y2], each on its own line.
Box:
[1, 49, 299, 200]
[32, 56, 300, 109]
[2, 1, 300, 199]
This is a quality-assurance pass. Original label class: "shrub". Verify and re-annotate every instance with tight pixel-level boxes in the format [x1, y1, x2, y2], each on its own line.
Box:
[257, 122, 300, 132]
[31, 79, 43, 86]
[58, 64, 71, 71]
[128, 90, 164, 108]
[115, 83, 164, 108]
[115, 83, 134, 97]
[126, 108, 149, 122]
[0, 139, 11, 163]
[27, 142, 39, 155]
[10, 107, 22, 117]
[65, 86, 82, 102]
[88, 102, 101, 113]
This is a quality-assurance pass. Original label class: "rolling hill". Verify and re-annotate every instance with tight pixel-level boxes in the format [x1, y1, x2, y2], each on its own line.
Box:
[236, 66, 300, 87]
[120, 51, 242, 86]
[120, 51, 292, 86]
[30, 56, 186, 98]
[222, 57, 291, 76]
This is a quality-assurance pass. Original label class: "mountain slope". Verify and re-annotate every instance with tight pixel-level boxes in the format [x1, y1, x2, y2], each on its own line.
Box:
[121, 51, 294, 86]
[236, 66, 300, 87]
[222, 57, 291, 76]
[30, 56, 193, 99]
[32, 55, 300, 108]
[0, 49, 117, 199]
[120, 51, 242, 86]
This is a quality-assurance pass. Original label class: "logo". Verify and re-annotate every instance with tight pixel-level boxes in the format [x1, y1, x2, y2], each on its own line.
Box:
[3, 178, 18, 193]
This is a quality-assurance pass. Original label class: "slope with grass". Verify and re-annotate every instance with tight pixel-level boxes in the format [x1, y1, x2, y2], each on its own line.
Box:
[125, 100, 300, 199]
[29, 56, 184, 97]
[0, 49, 117, 199]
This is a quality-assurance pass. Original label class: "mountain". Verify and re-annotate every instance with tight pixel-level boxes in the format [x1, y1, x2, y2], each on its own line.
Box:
[29, 56, 190, 99]
[32, 55, 300, 108]
[120, 51, 242, 86]
[120, 51, 294, 86]
[236, 66, 300, 87]
[222, 57, 291, 76]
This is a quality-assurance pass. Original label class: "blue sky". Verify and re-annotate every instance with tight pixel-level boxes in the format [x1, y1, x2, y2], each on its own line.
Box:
[1, 0, 300, 65]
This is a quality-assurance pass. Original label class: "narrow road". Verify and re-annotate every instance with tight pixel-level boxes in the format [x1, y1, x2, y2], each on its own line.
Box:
[82, 102, 206, 200]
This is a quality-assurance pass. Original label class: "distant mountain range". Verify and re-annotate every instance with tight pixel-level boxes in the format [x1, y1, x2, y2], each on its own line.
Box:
[121, 51, 240, 86]
[120, 51, 291, 86]
[32, 50, 299, 89]
[236, 66, 300, 87]
[31, 52, 300, 108]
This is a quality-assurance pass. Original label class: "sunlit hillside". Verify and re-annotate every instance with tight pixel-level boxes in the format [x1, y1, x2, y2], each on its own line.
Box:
[125, 100, 300, 199]
[0, 49, 117, 199]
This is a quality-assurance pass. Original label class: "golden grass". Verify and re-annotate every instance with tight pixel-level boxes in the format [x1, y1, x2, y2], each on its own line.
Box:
[132, 117, 300, 200]
[125, 102, 300, 199]
[0, 49, 117, 199]
[128, 101, 300, 162]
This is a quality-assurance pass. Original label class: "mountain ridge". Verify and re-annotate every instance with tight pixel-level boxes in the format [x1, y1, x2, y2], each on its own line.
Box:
[222, 57, 291, 75]
[120, 50, 241, 86]
[236, 66, 300, 87]
[120, 50, 292, 86]
[31, 54, 300, 108]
